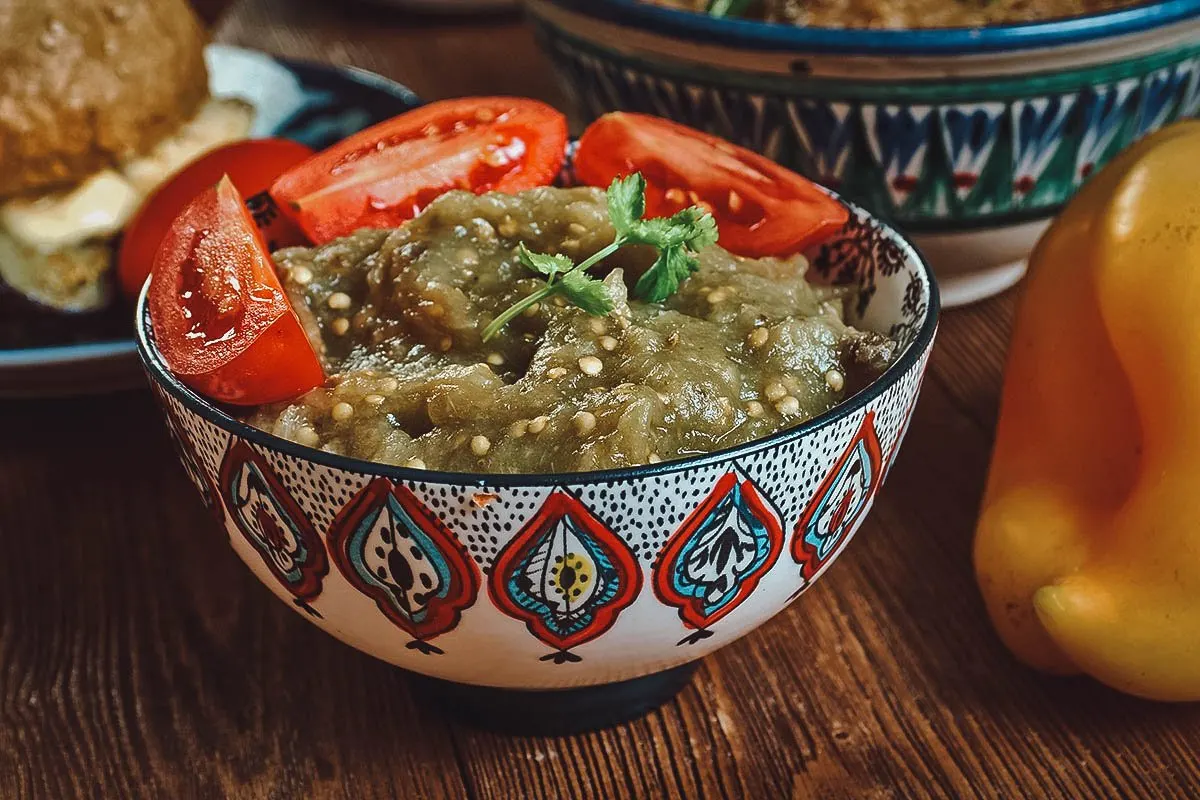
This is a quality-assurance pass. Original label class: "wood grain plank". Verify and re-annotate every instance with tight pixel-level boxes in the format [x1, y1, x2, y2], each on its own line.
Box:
[0, 392, 467, 800]
[925, 290, 1019, 433]
[215, 0, 567, 111]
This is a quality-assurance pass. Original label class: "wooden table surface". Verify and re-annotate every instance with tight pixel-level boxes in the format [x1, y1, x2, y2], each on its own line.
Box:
[4, 1, 1200, 797]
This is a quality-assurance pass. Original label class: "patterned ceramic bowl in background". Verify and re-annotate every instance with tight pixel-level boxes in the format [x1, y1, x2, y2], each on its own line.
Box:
[136, 196, 938, 734]
[525, 0, 1200, 306]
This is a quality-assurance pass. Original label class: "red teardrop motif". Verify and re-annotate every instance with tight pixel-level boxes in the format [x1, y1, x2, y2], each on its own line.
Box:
[792, 411, 883, 581]
[218, 439, 328, 614]
[327, 478, 480, 654]
[654, 472, 784, 642]
[489, 491, 641, 661]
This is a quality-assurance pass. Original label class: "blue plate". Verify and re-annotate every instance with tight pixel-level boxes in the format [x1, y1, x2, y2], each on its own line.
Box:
[0, 44, 421, 398]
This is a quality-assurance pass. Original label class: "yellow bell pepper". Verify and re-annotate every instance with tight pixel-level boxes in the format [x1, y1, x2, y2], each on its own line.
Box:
[975, 121, 1200, 701]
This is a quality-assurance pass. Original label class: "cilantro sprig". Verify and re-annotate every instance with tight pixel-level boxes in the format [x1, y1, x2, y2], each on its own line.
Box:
[481, 173, 717, 341]
[706, 0, 757, 18]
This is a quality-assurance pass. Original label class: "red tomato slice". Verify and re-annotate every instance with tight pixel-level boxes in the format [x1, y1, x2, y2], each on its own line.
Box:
[574, 112, 849, 257]
[148, 175, 324, 405]
[119, 138, 315, 298]
[270, 97, 568, 244]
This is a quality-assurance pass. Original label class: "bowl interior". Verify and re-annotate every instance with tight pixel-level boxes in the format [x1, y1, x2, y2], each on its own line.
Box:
[135, 188, 939, 487]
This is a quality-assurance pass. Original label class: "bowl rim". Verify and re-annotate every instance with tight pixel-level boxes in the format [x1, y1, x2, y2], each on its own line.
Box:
[530, 0, 1200, 55]
[135, 203, 940, 489]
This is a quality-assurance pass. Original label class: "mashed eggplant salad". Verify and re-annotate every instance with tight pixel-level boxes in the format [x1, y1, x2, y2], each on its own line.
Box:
[146, 99, 899, 473]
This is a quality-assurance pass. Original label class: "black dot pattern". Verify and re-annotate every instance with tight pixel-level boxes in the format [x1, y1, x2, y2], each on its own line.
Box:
[409, 483, 550, 569]
[571, 464, 725, 565]
[165, 352, 921, 559]
[275, 455, 361, 535]
[157, 350, 929, 600]
[156, 390, 231, 506]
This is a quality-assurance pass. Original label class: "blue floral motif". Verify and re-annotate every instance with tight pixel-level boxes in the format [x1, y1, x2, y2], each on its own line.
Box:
[938, 103, 1005, 203]
[1010, 95, 1077, 207]
[861, 104, 935, 211]
[1074, 77, 1142, 184]
[1135, 64, 1193, 137]
[488, 490, 641, 662]
[530, 18, 1200, 230]
[786, 99, 856, 189]
[505, 514, 623, 641]
[218, 440, 328, 615]
[229, 460, 311, 587]
[344, 492, 456, 628]
[1181, 61, 1200, 117]
[653, 472, 784, 644]
[327, 479, 480, 654]
[802, 438, 877, 562]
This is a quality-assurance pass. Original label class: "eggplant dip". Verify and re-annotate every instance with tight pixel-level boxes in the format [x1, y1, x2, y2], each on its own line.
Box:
[249, 186, 897, 473]
[0, 0, 251, 331]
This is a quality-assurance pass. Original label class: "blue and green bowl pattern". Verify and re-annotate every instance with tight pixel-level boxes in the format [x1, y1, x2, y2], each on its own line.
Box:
[528, 0, 1200, 233]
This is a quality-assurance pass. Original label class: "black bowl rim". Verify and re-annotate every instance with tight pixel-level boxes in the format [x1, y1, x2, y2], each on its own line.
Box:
[135, 206, 941, 490]
[529, 0, 1200, 56]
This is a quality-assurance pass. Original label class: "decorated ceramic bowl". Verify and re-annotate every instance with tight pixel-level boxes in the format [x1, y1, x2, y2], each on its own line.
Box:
[525, 0, 1200, 306]
[136, 194, 938, 733]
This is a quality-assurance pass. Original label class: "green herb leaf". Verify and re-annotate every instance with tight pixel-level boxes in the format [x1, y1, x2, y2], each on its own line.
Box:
[482, 171, 719, 340]
[679, 207, 718, 250]
[706, 0, 756, 18]
[627, 206, 716, 302]
[606, 173, 646, 237]
[634, 245, 699, 303]
[625, 207, 717, 251]
[557, 270, 616, 316]
[517, 242, 573, 281]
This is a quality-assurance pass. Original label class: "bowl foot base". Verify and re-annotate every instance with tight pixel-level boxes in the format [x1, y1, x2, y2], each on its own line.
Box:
[413, 662, 699, 735]
[911, 218, 1047, 308]
[937, 258, 1028, 308]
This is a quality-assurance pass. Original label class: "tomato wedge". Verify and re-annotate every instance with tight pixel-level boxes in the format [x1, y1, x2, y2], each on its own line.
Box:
[270, 97, 568, 244]
[574, 112, 849, 257]
[147, 175, 324, 405]
[119, 138, 314, 298]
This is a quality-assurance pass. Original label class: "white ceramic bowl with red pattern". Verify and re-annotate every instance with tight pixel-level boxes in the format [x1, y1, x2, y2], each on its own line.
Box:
[135, 197, 938, 733]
